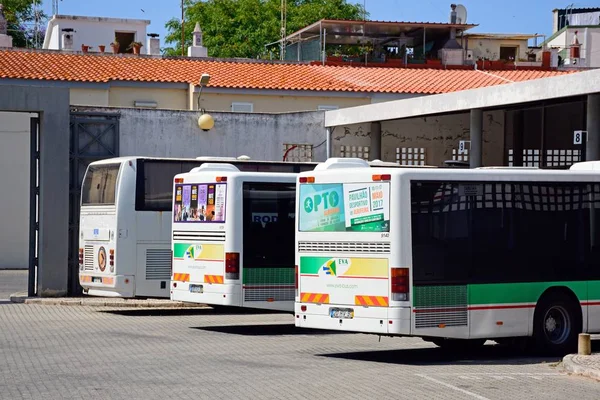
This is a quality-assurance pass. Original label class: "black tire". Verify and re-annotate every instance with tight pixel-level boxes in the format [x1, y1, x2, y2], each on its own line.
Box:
[532, 291, 581, 356]
[432, 338, 486, 353]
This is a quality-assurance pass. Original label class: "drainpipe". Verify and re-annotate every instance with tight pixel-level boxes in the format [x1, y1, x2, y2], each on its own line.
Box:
[325, 127, 332, 159]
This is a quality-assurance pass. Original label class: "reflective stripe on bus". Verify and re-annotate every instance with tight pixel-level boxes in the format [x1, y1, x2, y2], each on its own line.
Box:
[300, 292, 330, 304]
[204, 275, 224, 284]
[172, 273, 190, 282]
[354, 295, 389, 307]
[79, 275, 114, 285]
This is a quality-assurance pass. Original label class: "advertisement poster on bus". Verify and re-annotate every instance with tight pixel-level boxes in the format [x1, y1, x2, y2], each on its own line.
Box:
[298, 182, 390, 232]
[298, 183, 345, 232]
[174, 183, 227, 223]
[342, 183, 390, 232]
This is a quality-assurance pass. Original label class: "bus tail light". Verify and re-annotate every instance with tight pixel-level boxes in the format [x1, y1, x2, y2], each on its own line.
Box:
[294, 265, 299, 297]
[299, 177, 315, 183]
[78, 248, 84, 269]
[391, 268, 409, 301]
[373, 174, 391, 181]
[225, 252, 239, 280]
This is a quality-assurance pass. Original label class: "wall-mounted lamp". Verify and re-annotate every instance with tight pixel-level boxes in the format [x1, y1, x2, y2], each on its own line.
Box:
[197, 73, 214, 131]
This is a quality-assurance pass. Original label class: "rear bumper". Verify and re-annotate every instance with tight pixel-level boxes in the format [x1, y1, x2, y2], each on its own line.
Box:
[171, 281, 242, 306]
[80, 274, 134, 298]
[294, 302, 411, 335]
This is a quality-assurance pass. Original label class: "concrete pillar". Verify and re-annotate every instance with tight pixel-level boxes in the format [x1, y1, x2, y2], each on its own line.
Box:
[370, 122, 382, 160]
[586, 94, 600, 161]
[325, 127, 332, 159]
[470, 109, 483, 168]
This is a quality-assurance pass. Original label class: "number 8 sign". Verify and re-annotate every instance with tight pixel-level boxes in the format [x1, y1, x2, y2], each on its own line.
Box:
[574, 130, 587, 145]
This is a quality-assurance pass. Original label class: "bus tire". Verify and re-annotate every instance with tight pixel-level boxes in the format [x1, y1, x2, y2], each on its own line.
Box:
[432, 338, 486, 353]
[532, 291, 581, 356]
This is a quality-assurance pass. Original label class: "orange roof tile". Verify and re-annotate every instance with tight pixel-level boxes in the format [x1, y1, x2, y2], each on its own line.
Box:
[0, 49, 576, 95]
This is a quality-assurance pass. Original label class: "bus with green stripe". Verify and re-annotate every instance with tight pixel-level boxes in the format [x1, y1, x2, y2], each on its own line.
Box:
[295, 158, 600, 354]
[170, 163, 297, 311]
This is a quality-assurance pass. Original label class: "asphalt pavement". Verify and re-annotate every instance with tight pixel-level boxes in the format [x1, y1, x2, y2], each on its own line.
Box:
[0, 302, 598, 400]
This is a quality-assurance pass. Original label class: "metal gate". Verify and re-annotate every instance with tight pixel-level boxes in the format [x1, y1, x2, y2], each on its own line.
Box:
[69, 111, 119, 294]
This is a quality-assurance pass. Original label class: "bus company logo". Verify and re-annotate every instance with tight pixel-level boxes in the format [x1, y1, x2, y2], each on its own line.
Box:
[319, 258, 350, 277]
[303, 190, 340, 213]
[184, 244, 202, 260]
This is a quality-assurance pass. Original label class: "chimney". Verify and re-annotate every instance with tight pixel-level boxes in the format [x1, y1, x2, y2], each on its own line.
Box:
[188, 22, 208, 57]
[62, 28, 74, 51]
[450, 3, 457, 24]
[147, 33, 160, 56]
[0, 4, 13, 48]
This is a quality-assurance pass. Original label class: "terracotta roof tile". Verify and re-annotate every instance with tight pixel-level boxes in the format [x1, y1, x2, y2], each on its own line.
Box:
[0, 49, 576, 95]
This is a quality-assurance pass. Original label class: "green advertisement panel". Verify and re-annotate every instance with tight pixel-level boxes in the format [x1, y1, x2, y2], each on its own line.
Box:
[298, 182, 390, 232]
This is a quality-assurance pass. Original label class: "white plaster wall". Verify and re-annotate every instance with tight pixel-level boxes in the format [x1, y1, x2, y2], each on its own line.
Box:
[45, 19, 147, 51]
[49, 24, 60, 49]
[0, 112, 34, 269]
[466, 38, 529, 61]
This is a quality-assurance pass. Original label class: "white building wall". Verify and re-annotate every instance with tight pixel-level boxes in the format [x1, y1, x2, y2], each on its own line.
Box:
[465, 38, 529, 61]
[49, 24, 60, 49]
[44, 16, 149, 51]
[0, 112, 33, 269]
[547, 27, 600, 68]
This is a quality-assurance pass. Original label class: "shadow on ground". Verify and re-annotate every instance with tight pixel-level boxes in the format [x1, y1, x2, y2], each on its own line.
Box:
[193, 323, 348, 336]
[101, 306, 286, 317]
[317, 340, 600, 366]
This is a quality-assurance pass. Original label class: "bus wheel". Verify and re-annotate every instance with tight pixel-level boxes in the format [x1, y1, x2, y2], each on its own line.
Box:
[533, 292, 581, 356]
[432, 338, 486, 353]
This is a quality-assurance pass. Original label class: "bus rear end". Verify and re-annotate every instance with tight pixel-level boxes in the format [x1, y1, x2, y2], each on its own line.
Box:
[79, 161, 132, 297]
[170, 166, 239, 306]
[295, 160, 410, 335]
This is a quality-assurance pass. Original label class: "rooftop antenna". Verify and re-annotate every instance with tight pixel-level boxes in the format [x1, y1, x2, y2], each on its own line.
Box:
[181, 0, 185, 56]
[52, 0, 62, 16]
[280, 0, 287, 60]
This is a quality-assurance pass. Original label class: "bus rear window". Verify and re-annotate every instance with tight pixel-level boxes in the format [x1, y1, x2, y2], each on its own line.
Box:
[174, 183, 227, 223]
[81, 164, 120, 205]
[298, 182, 390, 232]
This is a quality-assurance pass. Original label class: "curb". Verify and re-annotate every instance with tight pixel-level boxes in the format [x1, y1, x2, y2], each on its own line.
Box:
[562, 354, 600, 380]
[9, 292, 209, 309]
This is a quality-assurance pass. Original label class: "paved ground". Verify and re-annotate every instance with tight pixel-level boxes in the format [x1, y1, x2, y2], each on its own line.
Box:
[0, 269, 27, 299]
[0, 303, 598, 399]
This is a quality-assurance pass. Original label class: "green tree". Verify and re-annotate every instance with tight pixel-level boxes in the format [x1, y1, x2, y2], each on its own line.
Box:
[164, 0, 366, 58]
[2, 0, 46, 48]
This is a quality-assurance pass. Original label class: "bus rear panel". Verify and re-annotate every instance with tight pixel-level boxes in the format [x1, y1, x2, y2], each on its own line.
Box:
[295, 168, 412, 334]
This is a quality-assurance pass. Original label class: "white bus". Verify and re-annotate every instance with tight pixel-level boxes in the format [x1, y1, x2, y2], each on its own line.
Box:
[295, 158, 600, 355]
[170, 164, 297, 311]
[78, 156, 316, 298]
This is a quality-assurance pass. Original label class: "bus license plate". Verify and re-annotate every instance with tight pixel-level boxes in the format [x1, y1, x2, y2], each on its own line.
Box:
[330, 308, 354, 319]
[189, 284, 203, 294]
[92, 277, 102, 283]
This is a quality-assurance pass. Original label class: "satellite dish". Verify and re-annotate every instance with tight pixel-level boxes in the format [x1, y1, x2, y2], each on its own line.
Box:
[455, 4, 467, 24]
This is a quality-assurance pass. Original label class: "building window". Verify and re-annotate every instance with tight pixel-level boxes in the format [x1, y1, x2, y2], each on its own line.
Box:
[317, 105, 339, 111]
[231, 102, 254, 113]
[115, 32, 135, 54]
[499, 46, 518, 61]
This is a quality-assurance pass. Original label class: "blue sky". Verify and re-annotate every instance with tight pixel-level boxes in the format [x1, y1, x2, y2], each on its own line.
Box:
[42, 0, 599, 47]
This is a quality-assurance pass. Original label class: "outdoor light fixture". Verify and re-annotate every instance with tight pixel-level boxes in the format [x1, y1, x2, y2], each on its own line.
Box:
[197, 73, 214, 131]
